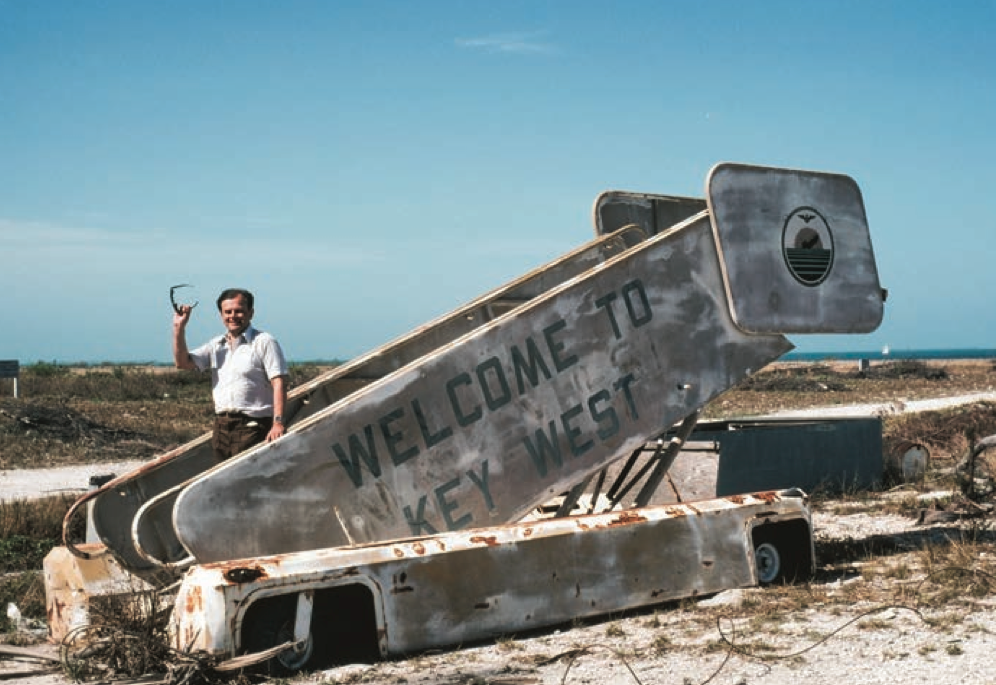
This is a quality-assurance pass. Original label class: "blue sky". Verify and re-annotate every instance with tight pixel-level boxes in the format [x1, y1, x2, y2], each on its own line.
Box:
[1, 1, 993, 364]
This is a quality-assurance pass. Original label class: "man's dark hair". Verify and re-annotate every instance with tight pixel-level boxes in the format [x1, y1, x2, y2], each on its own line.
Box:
[216, 288, 255, 311]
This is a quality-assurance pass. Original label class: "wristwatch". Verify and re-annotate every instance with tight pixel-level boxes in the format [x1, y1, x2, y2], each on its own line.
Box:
[273, 415, 284, 425]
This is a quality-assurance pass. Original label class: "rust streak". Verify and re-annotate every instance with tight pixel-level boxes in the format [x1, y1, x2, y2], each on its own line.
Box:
[469, 535, 499, 547]
[184, 586, 203, 614]
[609, 511, 647, 526]
[726, 495, 745, 504]
[48, 598, 64, 622]
[216, 559, 268, 571]
[756, 491, 780, 504]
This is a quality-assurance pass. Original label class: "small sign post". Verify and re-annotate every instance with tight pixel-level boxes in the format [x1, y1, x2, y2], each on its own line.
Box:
[0, 360, 19, 399]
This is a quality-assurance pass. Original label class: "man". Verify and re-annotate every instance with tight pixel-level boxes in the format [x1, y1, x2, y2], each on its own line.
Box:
[173, 288, 288, 461]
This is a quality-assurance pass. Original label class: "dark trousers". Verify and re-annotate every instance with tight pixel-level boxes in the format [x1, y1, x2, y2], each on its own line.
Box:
[212, 414, 273, 462]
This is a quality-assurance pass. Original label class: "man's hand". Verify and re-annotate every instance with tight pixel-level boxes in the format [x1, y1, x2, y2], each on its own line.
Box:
[266, 421, 286, 442]
[173, 304, 193, 329]
[172, 305, 197, 370]
[267, 376, 288, 443]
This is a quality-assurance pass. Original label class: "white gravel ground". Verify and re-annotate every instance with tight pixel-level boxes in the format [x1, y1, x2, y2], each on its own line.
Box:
[0, 460, 143, 501]
[6, 392, 996, 684]
[767, 390, 996, 419]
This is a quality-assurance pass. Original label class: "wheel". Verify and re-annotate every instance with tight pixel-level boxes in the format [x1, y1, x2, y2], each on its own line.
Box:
[241, 595, 313, 674]
[751, 519, 813, 585]
[275, 621, 313, 671]
[754, 541, 782, 585]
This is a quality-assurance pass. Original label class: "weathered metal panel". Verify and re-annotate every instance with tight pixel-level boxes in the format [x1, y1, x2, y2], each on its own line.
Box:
[43, 545, 158, 643]
[592, 191, 706, 237]
[0, 359, 18, 378]
[659, 418, 884, 502]
[86, 227, 646, 572]
[645, 442, 722, 504]
[706, 163, 884, 334]
[169, 491, 811, 659]
[709, 417, 883, 494]
[171, 212, 794, 563]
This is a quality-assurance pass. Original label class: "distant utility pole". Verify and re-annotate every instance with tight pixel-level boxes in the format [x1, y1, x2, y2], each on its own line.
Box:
[0, 360, 19, 398]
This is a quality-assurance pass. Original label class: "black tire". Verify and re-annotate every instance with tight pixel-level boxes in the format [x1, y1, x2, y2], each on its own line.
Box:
[754, 541, 782, 584]
[241, 594, 313, 674]
[751, 519, 813, 585]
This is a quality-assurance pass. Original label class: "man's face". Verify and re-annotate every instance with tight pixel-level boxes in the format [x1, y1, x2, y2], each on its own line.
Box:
[219, 295, 253, 337]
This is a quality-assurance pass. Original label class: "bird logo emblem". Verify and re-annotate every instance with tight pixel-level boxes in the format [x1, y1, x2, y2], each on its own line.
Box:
[783, 206, 833, 286]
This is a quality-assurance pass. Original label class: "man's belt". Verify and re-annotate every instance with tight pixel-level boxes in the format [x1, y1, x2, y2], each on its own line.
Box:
[216, 411, 252, 419]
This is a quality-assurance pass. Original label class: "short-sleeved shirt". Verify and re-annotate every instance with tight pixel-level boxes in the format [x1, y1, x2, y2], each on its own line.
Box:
[189, 326, 288, 417]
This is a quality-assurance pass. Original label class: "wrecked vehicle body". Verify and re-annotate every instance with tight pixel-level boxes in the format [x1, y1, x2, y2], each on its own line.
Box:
[171, 490, 813, 668]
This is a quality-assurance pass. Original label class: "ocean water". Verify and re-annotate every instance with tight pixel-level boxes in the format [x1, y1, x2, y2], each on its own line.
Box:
[784, 348, 996, 362]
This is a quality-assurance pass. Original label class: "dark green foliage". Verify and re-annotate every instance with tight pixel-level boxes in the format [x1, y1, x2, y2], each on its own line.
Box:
[0, 535, 57, 573]
[736, 365, 850, 392]
[859, 360, 949, 380]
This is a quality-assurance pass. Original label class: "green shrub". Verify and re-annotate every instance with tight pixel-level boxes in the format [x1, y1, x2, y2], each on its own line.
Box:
[0, 535, 58, 573]
[26, 361, 68, 377]
[0, 571, 45, 629]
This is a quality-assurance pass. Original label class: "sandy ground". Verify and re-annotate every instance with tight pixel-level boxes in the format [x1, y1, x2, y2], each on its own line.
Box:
[6, 391, 996, 684]
[768, 390, 996, 419]
[8, 527, 996, 685]
[0, 461, 143, 501]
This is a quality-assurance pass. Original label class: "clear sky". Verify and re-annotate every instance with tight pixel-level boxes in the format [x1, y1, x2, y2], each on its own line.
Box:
[1, 1, 993, 364]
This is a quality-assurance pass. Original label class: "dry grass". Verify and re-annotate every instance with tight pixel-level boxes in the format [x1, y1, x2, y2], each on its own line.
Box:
[0, 496, 85, 635]
[0, 494, 79, 544]
[2, 358, 992, 471]
[5, 358, 996, 679]
[0, 363, 330, 639]
[707, 358, 996, 422]
[60, 591, 178, 682]
[711, 358, 996, 478]
[0, 363, 330, 469]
